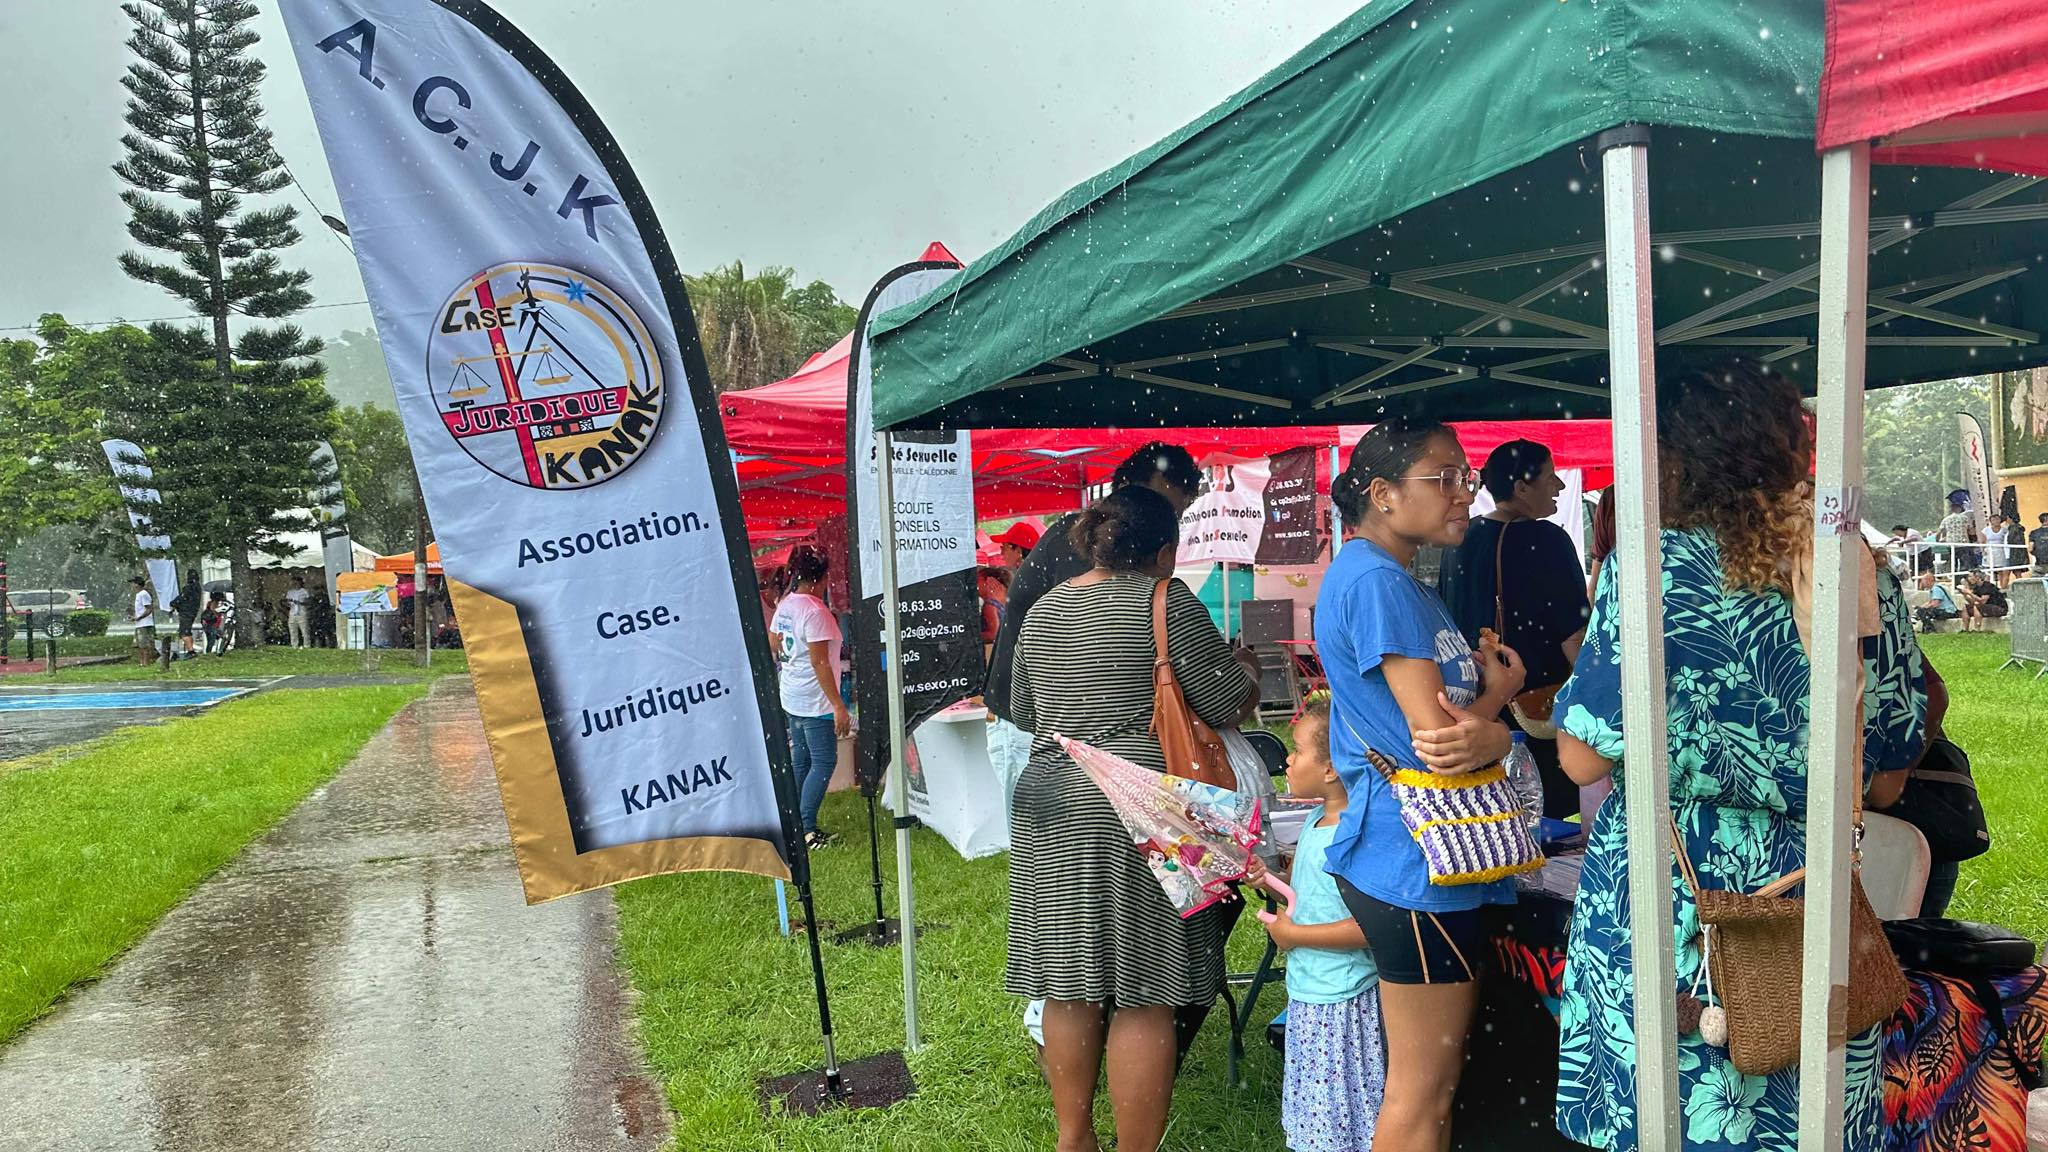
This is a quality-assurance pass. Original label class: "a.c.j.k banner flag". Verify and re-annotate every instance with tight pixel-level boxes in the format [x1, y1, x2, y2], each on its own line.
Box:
[282, 0, 792, 901]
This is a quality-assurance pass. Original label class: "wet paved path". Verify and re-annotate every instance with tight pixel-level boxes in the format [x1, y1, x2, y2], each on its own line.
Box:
[0, 678, 670, 1151]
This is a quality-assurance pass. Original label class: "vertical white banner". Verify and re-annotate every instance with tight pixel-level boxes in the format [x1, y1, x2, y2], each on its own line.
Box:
[310, 439, 355, 601]
[846, 256, 975, 792]
[1959, 412, 1994, 546]
[283, 0, 790, 900]
[99, 439, 178, 611]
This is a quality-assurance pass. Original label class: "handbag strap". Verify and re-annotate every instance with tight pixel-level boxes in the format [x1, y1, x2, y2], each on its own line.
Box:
[1668, 757, 1866, 901]
[1333, 700, 1397, 783]
[1494, 519, 1508, 639]
[1152, 578, 1173, 673]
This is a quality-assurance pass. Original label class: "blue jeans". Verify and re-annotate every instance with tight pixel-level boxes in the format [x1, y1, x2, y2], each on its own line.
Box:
[788, 713, 837, 834]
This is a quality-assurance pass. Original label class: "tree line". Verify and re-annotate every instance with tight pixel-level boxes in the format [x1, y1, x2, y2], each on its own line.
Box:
[1, 0, 852, 647]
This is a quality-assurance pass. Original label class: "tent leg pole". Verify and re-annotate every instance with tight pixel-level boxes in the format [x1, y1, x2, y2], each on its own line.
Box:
[1221, 559, 1233, 640]
[1801, 141, 1871, 1152]
[866, 790, 889, 936]
[876, 429, 923, 1052]
[1598, 124, 1679, 1152]
[763, 652, 843, 1097]
[1328, 445, 1343, 559]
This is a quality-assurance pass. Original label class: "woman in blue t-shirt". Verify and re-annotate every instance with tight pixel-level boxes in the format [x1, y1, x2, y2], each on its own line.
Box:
[1314, 417, 1526, 1152]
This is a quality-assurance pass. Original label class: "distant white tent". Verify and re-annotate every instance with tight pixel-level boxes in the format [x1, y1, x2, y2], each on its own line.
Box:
[199, 532, 377, 591]
[251, 531, 378, 573]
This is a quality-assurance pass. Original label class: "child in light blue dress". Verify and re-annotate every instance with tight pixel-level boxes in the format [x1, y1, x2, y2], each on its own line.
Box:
[1254, 696, 1384, 1151]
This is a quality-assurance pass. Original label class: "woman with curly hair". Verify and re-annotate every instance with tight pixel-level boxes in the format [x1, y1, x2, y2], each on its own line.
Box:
[1551, 359, 1913, 1152]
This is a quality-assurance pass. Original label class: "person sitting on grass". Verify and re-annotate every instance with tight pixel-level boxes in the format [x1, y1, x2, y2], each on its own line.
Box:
[1960, 571, 2008, 631]
[1248, 693, 1383, 1152]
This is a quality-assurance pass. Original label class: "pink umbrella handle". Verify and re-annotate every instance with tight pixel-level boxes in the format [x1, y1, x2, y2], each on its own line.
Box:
[1253, 876, 1297, 925]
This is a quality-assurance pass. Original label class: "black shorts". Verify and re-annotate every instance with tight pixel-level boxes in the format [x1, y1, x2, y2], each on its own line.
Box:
[1336, 877, 1483, 986]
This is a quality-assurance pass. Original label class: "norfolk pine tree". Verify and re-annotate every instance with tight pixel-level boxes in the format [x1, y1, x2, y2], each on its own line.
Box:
[114, 0, 337, 645]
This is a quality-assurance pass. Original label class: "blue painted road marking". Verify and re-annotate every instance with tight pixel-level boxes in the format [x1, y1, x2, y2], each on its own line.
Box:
[0, 688, 245, 712]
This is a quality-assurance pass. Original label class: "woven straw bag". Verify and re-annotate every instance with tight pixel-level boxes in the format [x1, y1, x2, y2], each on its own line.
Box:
[1675, 816, 1910, 1077]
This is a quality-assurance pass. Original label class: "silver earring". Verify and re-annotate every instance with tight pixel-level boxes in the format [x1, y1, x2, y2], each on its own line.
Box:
[1379, 506, 1391, 514]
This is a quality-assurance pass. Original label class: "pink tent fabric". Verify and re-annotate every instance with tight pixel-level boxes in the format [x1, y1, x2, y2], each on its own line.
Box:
[719, 333, 857, 451]
[1340, 420, 1616, 491]
[1819, 0, 2048, 175]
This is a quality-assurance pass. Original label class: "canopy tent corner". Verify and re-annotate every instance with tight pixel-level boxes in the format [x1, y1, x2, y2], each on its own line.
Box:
[857, 3, 2048, 1149]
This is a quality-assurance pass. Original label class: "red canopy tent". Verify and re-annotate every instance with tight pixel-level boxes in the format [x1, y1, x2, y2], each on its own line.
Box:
[727, 354, 1341, 534]
[727, 358, 1614, 540]
[1818, 0, 2048, 174]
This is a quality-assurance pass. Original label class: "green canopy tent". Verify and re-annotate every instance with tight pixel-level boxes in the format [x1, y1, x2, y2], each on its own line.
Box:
[862, 3, 2048, 1150]
[868, 0, 2048, 431]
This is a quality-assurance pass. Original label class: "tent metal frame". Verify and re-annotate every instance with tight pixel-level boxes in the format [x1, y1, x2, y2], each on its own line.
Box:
[990, 175, 2047, 420]
[872, 134, 2043, 1152]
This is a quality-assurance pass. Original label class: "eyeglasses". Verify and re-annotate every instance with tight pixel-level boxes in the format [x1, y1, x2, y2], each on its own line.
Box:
[1398, 466, 1481, 495]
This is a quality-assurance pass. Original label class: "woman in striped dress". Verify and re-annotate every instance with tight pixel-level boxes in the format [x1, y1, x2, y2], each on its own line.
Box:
[1008, 485, 1259, 1152]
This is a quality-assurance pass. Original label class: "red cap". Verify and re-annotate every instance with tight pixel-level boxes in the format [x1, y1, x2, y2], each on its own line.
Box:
[992, 522, 1041, 550]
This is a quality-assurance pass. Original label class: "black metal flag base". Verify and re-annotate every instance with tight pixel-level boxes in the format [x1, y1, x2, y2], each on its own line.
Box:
[828, 917, 904, 947]
[758, 1048, 916, 1117]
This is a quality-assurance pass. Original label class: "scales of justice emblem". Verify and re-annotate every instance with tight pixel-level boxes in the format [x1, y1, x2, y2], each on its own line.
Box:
[427, 262, 665, 491]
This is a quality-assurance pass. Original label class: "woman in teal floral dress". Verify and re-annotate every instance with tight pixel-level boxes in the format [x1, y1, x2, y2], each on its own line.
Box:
[1552, 360, 1921, 1152]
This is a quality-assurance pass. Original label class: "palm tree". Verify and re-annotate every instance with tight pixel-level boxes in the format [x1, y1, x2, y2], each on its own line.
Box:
[685, 262, 856, 392]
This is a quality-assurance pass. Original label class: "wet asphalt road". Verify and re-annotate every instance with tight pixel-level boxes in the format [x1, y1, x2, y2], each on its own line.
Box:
[0, 678, 670, 1151]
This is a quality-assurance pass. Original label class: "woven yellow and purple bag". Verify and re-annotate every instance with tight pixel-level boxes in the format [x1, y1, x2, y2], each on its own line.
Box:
[1364, 747, 1542, 886]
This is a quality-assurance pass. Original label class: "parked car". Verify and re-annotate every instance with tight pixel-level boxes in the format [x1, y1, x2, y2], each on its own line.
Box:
[6, 588, 91, 618]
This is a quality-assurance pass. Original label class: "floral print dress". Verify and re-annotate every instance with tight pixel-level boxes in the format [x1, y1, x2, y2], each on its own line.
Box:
[1552, 528, 1921, 1152]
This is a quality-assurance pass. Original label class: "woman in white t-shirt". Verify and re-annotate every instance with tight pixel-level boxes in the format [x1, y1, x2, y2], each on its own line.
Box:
[769, 546, 849, 848]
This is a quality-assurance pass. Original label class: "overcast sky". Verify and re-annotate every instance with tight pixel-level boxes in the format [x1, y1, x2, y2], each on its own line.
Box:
[0, 0, 1362, 342]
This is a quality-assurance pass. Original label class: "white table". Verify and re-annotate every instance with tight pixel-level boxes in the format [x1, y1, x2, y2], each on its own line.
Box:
[884, 702, 1010, 859]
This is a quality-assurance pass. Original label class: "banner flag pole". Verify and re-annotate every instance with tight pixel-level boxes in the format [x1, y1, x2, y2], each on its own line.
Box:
[279, 0, 906, 1112]
[848, 250, 970, 1049]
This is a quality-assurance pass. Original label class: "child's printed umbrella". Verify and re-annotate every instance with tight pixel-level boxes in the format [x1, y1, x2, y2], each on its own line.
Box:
[1057, 734, 1263, 918]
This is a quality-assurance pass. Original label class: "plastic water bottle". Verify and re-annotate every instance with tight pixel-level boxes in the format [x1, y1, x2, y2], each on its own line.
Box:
[1504, 732, 1543, 830]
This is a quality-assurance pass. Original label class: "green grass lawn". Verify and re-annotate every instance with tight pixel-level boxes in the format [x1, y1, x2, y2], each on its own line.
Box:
[38, 645, 467, 684]
[0, 684, 425, 1041]
[617, 800, 1282, 1152]
[617, 632, 2045, 1151]
[1918, 633, 2048, 943]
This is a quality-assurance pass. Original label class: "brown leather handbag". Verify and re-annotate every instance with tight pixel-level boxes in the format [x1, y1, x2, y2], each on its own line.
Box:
[1493, 519, 1561, 738]
[1149, 579, 1238, 790]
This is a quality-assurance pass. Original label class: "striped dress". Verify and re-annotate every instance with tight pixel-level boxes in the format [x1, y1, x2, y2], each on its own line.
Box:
[1006, 573, 1255, 1006]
